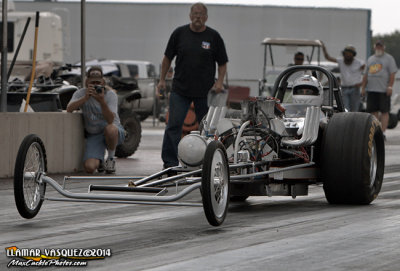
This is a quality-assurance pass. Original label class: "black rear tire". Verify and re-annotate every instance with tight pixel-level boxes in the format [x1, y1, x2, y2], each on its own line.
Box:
[322, 113, 384, 204]
[14, 134, 47, 219]
[388, 113, 398, 129]
[116, 111, 142, 158]
[202, 141, 230, 226]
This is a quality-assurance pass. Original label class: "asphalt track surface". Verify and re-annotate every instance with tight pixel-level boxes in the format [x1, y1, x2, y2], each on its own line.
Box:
[2, 120, 400, 270]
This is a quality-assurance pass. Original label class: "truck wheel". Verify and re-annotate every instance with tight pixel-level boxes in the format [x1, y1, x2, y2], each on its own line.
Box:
[139, 113, 150, 121]
[14, 134, 47, 219]
[388, 113, 398, 129]
[202, 141, 230, 226]
[322, 113, 384, 204]
[116, 111, 142, 158]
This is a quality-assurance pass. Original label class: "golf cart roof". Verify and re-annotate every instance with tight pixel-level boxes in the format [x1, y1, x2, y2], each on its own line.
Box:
[262, 38, 322, 47]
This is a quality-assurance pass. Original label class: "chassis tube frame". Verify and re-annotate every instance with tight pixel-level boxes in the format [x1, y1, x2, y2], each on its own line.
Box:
[42, 176, 201, 203]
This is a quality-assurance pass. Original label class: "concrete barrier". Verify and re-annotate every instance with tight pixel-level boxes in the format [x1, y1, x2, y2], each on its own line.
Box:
[0, 112, 85, 178]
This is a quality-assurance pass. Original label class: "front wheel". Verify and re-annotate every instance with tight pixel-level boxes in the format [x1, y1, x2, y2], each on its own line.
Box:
[14, 134, 47, 219]
[201, 141, 230, 226]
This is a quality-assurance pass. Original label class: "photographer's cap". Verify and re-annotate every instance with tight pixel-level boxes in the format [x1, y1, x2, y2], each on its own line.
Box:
[86, 66, 104, 83]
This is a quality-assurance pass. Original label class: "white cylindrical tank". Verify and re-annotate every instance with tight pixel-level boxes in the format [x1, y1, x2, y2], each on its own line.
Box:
[177, 132, 208, 167]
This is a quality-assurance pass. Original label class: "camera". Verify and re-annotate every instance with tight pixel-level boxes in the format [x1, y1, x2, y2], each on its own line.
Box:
[94, 85, 104, 94]
[159, 88, 166, 99]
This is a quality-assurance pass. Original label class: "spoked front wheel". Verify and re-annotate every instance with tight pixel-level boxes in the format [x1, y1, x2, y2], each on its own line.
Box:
[14, 134, 47, 219]
[201, 141, 230, 226]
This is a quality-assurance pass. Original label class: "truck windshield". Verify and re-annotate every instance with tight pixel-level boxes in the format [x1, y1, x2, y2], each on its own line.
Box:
[147, 64, 156, 78]
[127, 64, 139, 78]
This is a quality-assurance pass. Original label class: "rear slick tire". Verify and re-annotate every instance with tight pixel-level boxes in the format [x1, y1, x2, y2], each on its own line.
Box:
[322, 113, 384, 204]
[388, 113, 398, 129]
[14, 134, 47, 219]
[201, 141, 230, 226]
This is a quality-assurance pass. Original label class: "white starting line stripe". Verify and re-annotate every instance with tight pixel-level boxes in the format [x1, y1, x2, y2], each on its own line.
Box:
[384, 172, 400, 179]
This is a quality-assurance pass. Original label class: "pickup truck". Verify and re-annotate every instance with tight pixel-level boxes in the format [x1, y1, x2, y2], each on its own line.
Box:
[108, 60, 157, 121]
[67, 59, 158, 121]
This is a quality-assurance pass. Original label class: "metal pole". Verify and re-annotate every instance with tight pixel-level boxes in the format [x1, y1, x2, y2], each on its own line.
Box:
[24, 12, 40, 112]
[269, 44, 274, 67]
[1, 0, 8, 112]
[81, 0, 86, 85]
[152, 77, 156, 127]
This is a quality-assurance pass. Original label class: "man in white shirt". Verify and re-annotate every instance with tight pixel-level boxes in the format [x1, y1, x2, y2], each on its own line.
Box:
[322, 42, 365, 112]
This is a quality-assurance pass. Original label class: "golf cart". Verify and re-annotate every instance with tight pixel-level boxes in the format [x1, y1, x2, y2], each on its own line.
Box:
[260, 38, 323, 96]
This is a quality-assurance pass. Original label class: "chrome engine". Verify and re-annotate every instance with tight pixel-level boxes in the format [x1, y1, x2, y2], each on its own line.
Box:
[177, 96, 321, 168]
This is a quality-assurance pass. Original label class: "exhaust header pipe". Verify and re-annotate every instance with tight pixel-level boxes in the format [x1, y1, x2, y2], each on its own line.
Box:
[281, 106, 320, 147]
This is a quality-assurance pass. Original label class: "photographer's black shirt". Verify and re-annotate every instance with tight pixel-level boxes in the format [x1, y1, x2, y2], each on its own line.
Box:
[164, 24, 228, 98]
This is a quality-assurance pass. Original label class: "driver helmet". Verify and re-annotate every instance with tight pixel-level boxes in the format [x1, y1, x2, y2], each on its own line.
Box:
[292, 75, 323, 106]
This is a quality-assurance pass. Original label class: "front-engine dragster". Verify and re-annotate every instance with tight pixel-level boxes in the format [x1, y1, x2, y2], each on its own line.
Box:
[14, 65, 385, 227]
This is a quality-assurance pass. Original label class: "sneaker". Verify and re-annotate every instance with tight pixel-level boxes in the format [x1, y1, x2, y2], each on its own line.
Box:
[105, 158, 116, 174]
[97, 160, 105, 173]
[163, 164, 178, 177]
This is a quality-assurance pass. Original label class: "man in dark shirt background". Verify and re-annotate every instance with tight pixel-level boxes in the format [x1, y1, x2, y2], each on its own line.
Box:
[157, 2, 228, 169]
[292, 52, 304, 66]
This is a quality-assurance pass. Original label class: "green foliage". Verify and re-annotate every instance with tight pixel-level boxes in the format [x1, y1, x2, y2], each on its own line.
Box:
[372, 31, 400, 67]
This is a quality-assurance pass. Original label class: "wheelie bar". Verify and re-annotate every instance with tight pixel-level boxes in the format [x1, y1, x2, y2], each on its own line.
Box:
[89, 185, 166, 194]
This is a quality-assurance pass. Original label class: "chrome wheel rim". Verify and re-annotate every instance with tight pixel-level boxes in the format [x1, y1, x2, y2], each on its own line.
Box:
[210, 149, 229, 218]
[23, 142, 44, 211]
[369, 139, 377, 188]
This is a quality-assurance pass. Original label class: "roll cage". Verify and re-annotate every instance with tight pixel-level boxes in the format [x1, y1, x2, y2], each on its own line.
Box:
[272, 65, 345, 112]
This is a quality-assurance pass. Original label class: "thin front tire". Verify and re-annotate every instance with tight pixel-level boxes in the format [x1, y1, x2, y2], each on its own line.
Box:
[201, 141, 230, 226]
[14, 134, 47, 219]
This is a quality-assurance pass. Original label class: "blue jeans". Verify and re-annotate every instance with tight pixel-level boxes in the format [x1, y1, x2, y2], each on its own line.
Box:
[342, 86, 360, 112]
[162, 91, 209, 167]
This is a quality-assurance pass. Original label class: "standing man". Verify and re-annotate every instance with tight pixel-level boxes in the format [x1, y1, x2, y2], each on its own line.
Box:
[287, 52, 305, 82]
[361, 40, 397, 134]
[322, 42, 365, 112]
[67, 66, 125, 174]
[157, 2, 228, 169]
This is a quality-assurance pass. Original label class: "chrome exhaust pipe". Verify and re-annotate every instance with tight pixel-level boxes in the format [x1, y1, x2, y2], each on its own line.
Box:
[204, 105, 215, 133]
[282, 106, 320, 147]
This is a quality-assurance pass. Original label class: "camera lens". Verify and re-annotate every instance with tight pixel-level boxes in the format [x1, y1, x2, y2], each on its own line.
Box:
[95, 85, 103, 94]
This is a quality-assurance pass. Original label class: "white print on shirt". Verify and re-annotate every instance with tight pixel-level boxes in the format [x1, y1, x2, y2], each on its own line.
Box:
[202, 41, 210, 49]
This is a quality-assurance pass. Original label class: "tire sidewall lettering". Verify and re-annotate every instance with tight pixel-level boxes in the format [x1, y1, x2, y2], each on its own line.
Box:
[368, 118, 380, 158]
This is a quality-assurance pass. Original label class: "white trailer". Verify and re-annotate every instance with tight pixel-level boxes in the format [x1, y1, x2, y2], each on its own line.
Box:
[1, 10, 63, 63]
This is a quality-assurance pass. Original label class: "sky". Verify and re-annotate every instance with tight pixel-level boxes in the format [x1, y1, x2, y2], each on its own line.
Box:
[71, 0, 399, 35]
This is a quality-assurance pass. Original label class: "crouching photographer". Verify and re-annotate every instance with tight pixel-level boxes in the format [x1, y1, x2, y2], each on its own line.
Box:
[67, 66, 125, 174]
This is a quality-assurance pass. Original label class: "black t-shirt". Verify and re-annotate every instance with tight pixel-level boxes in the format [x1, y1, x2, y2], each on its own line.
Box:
[164, 24, 228, 98]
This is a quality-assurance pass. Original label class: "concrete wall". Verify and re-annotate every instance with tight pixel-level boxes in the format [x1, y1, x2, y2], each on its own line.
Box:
[14, 1, 371, 88]
[0, 112, 84, 178]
